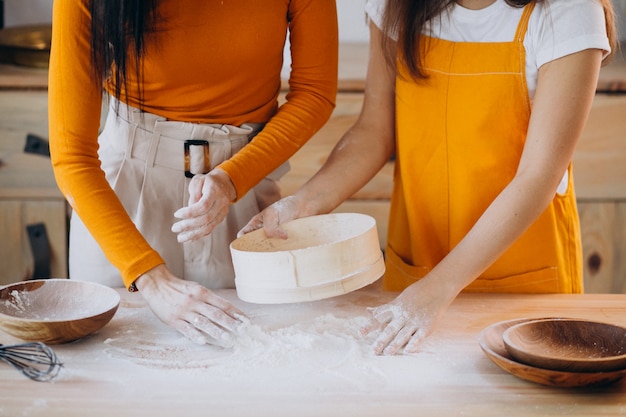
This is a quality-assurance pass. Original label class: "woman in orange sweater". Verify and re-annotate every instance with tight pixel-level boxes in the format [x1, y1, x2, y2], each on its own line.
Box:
[49, 0, 338, 345]
[240, 0, 617, 354]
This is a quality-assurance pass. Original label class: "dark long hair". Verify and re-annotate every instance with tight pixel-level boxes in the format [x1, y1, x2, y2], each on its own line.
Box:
[89, 0, 158, 103]
[382, 0, 618, 80]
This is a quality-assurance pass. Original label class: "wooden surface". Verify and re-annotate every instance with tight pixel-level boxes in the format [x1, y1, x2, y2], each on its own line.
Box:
[280, 92, 392, 200]
[574, 93, 626, 294]
[0, 90, 67, 283]
[0, 286, 625, 417]
[279, 92, 392, 249]
[596, 50, 626, 93]
[579, 201, 626, 294]
[0, 199, 67, 283]
[0, 64, 47, 90]
[573, 94, 626, 200]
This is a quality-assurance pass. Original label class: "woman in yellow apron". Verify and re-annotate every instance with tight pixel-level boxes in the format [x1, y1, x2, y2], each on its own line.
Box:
[241, 0, 617, 354]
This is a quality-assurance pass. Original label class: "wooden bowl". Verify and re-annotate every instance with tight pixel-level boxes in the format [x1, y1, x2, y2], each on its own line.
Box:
[479, 318, 626, 387]
[502, 318, 626, 373]
[230, 213, 385, 304]
[0, 279, 120, 344]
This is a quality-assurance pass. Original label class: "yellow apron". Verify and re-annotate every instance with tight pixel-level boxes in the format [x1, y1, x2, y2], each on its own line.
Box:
[384, 2, 583, 294]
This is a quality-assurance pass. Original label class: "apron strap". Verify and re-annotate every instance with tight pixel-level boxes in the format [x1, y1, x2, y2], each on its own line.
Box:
[514, 1, 536, 43]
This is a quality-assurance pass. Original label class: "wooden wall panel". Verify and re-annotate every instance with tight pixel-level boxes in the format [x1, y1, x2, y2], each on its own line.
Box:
[0, 201, 23, 282]
[579, 202, 617, 293]
[614, 202, 626, 294]
[0, 90, 67, 285]
[573, 95, 626, 200]
[0, 200, 67, 285]
[22, 200, 68, 280]
[578, 202, 626, 294]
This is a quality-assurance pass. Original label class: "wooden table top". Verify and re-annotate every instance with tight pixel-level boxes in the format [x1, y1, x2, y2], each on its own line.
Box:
[1, 285, 625, 417]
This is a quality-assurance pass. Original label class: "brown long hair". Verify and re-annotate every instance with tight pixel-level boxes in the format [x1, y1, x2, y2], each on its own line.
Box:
[382, 0, 619, 80]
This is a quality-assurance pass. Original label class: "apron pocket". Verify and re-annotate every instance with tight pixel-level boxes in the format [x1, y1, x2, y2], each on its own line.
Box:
[383, 245, 560, 293]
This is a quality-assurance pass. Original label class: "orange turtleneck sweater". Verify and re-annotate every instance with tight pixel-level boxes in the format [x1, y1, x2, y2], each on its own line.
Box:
[49, 0, 338, 287]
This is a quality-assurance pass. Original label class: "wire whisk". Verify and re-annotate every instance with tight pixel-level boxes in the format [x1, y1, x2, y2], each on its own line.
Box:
[0, 342, 63, 382]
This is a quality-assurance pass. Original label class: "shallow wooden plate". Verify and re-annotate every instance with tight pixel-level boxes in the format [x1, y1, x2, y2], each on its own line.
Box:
[503, 318, 626, 373]
[479, 318, 626, 388]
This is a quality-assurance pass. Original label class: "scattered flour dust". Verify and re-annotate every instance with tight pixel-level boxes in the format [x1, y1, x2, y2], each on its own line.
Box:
[96, 289, 457, 391]
[4, 290, 30, 313]
[101, 299, 391, 388]
[1, 290, 30, 316]
[1, 288, 91, 321]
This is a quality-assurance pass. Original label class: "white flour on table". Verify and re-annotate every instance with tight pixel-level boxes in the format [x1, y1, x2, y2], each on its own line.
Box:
[100, 293, 405, 389]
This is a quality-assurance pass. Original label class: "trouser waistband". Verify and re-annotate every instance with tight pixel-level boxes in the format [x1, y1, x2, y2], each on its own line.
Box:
[107, 98, 263, 176]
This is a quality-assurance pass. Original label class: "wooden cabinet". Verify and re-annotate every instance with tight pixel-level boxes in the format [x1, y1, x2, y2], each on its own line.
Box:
[575, 94, 626, 293]
[0, 88, 68, 285]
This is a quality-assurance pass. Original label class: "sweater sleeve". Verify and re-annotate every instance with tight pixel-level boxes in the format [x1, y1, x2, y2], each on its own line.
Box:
[49, 0, 337, 288]
[218, 0, 339, 200]
[48, 0, 165, 288]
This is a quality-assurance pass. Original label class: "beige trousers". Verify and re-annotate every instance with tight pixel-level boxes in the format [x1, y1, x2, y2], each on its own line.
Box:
[69, 98, 287, 289]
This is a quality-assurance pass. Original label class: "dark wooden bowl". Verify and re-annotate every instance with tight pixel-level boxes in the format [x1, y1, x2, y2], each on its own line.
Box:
[479, 318, 626, 387]
[0, 279, 120, 344]
[503, 318, 626, 373]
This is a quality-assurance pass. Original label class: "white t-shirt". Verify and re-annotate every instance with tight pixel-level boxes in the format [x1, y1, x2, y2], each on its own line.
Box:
[364, 0, 611, 98]
[365, 0, 611, 194]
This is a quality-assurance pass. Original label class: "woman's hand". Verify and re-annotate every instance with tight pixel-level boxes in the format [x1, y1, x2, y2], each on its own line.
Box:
[134, 264, 246, 346]
[361, 276, 457, 355]
[171, 169, 236, 243]
[237, 195, 304, 239]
